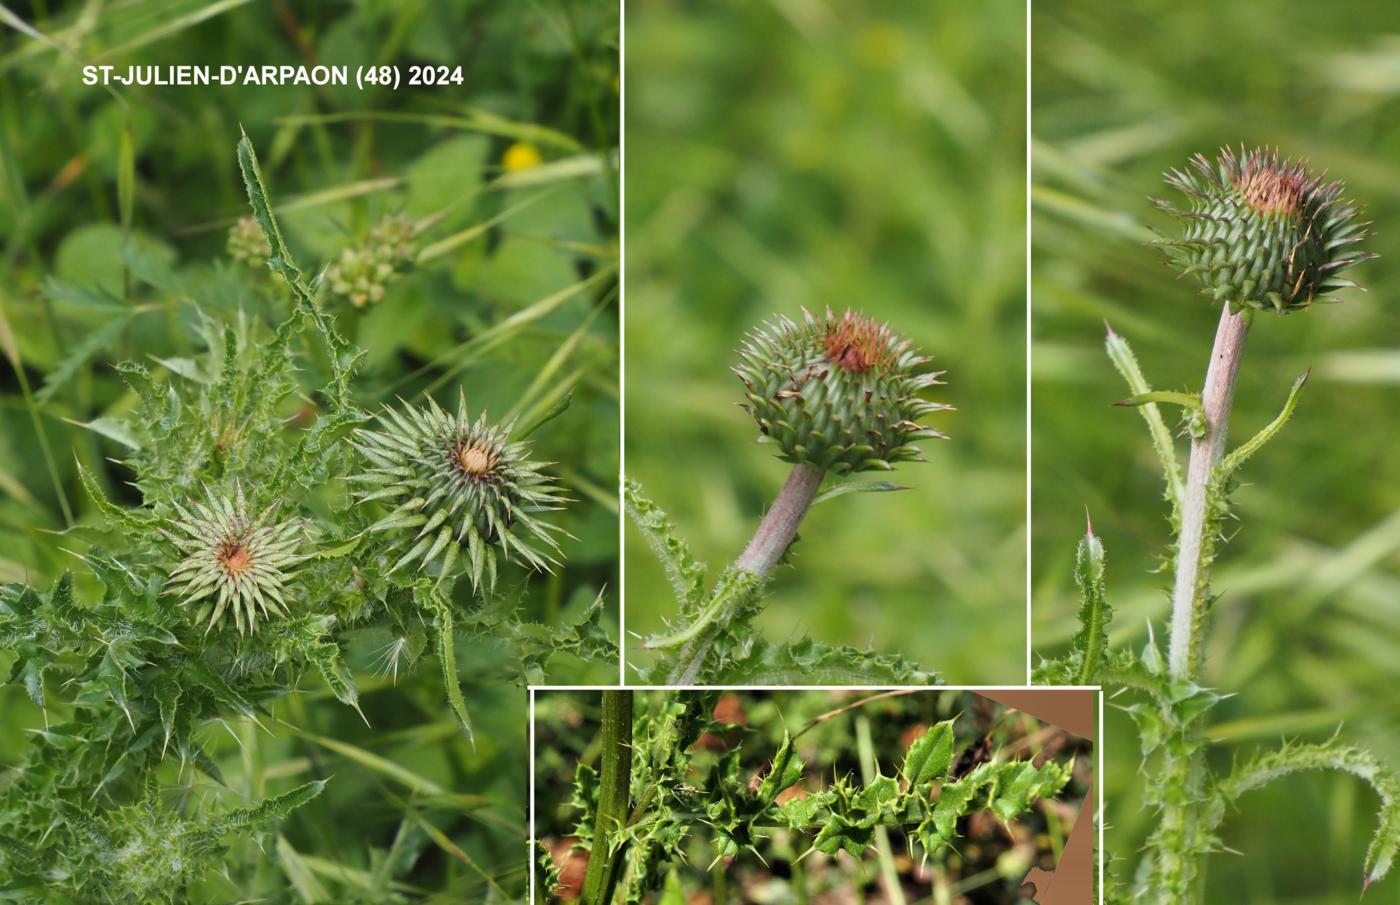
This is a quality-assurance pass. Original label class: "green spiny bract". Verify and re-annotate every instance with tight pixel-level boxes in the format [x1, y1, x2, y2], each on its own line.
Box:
[162, 485, 309, 635]
[1154, 146, 1373, 314]
[352, 393, 567, 590]
[734, 308, 948, 473]
[323, 213, 418, 308]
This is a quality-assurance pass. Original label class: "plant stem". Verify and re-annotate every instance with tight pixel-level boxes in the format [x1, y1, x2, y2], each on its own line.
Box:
[735, 462, 827, 577]
[581, 690, 633, 905]
[665, 463, 826, 684]
[1155, 304, 1251, 905]
[1167, 305, 1251, 682]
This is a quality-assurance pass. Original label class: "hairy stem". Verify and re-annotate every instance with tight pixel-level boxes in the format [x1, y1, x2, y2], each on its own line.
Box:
[581, 690, 634, 905]
[735, 463, 826, 576]
[665, 463, 825, 683]
[1154, 305, 1251, 905]
[1168, 305, 1251, 682]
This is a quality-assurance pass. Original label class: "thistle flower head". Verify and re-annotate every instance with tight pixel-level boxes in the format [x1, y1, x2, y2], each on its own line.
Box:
[162, 485, 307, 635]
[227, 216, 271, 267]
[734, 308, 949, 474]
[1155, 146, 1374, 314]
[351, 393, 567, 590]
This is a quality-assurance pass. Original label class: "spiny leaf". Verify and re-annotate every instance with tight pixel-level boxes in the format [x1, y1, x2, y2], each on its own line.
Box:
[902, 719, 956, 786]
[236, 129, 350, 404]
[426, 592, 473, 741]
[1105, 323, 1184, 509]
[204, 779, 326, 840]
[1218, 370, 1309, 478]
[77, 462, 156, 533]
[756, 732, 804, 803]
[308, 641, 364, 722]
[1212, 739, 1400, 892]
[989, 759, 1074, 822]
[155, 681, 180, 756]
[1070, 522, 1110, 685]
[702, 637, 937, 686]
[623, 478, 707, 611]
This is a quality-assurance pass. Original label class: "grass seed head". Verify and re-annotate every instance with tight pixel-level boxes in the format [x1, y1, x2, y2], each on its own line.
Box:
[162, 484, 306, 635]
[1154, 146, 1374, 314]
[352, 392, 567, 590]
[734, 308, 950, 474]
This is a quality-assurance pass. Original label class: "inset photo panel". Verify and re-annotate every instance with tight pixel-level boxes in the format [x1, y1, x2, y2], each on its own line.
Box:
[531, 688, 1099, 903]
[623, 2, 1029, 685]
[1031, 0, 1400, 901]
[0, 2, 617, 901]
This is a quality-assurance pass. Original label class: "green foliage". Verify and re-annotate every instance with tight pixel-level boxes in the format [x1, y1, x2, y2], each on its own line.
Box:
[1212, 739, 1400, 891]
[1, 3, 618, 900]
[544, 691, 1080, 902]
[1034, 524, 1110, 686]
[0, 132, 616, 900]
[624, 0, 1026, 683]
[1041, 333, 1400, 900]
[621, 479, 706, 610]
[1033, 4, 1400, 899]
[625, 482, 936, 685]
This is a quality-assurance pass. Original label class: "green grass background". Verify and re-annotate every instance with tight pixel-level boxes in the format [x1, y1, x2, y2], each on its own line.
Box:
[0, 1, 616, 899]
[623, 0, 1027, 683]
[1031, 0, 1400, 900]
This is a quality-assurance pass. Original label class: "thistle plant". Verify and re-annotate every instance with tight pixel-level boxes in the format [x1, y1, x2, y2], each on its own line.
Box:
[628, 308, 950, 685]
[540, 690, 1083, 904]
[0, 135, 614, 901]
[1036, 146, 1396, 902]
[353, 395, 567, 590]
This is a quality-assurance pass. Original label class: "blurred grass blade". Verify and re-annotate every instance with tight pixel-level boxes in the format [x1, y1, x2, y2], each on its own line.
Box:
[497, 154, 606, 189]
[118, 126, 134, 232]
[94, 0, 253, 61]
[290, 728, 444, 796]
[411, 266, 615, 397]
[277, 835, 329, 903]
[416, 187, 557, 263]
[507, 297, 608, 421]
[0, 290, 73, 525]
[408, 809, 509, 899]
[516, 390, 573, 441]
